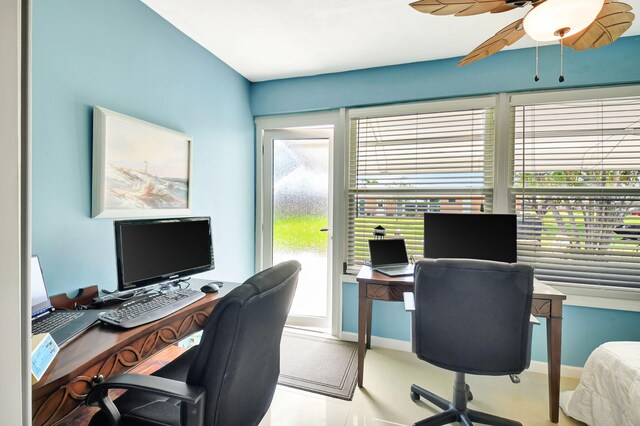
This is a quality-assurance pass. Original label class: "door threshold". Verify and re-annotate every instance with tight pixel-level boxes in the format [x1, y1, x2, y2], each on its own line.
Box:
[284, 325, 334, 338]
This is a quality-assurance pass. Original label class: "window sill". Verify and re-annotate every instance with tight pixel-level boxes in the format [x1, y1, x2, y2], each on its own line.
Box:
[341, 270, 640, 313]
[542, 281, 640, 313]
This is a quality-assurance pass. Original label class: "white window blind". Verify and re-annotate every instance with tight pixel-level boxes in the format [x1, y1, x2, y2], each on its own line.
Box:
[512, 96, 640, 288]
[347, 106, 495, 266]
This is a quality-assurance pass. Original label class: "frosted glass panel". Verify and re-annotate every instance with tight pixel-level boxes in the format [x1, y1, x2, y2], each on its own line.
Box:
[273, 139, 329, 318]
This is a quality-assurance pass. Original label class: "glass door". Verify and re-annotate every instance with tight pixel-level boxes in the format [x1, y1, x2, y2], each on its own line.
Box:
[262, 128, 333, 330]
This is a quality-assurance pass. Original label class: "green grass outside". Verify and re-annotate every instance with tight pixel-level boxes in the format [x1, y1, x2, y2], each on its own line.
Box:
[273, 212, 638, 256]
[273, 215, 328, 254]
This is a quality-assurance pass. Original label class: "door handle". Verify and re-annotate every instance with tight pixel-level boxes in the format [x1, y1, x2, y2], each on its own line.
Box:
[320, 227, 331, 232]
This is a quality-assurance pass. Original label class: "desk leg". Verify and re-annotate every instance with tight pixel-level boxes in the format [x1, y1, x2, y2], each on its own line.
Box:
[546, 300, 563, 423]
[366, 299, 372, 350]
[358, 285, 369, 388]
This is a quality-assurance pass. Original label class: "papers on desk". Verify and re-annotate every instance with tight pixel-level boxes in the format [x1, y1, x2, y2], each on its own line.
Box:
[32, 333, 59, 384]
[403, 292, 415, 312]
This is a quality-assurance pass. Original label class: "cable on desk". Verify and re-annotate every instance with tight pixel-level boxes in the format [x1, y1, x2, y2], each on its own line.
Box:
[169, 277, 192, 290]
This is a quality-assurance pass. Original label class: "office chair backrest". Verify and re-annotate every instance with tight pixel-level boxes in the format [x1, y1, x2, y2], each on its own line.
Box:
[413, 258, 533, 376]
[186, 260, 301, 426]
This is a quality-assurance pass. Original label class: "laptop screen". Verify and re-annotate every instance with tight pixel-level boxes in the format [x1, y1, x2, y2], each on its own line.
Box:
[31, 255, 52, 316]
[368, 239, 409, 266]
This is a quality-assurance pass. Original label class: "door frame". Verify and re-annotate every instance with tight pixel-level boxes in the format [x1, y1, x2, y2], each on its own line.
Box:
[255, 110, 346, 337]
[263, 128, 333, 330]
[1, 0, 31, 421]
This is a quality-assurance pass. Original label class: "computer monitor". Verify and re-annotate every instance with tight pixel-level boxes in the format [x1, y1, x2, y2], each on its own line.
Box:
[423, 213, 517, 263]
[114, 216, 215, 292]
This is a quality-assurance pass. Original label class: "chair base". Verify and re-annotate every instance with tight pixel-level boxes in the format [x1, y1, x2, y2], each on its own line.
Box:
[410, 373, 522, 426]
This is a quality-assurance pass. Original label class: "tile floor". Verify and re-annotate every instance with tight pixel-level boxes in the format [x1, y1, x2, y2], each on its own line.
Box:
[260, 347, 583, 426]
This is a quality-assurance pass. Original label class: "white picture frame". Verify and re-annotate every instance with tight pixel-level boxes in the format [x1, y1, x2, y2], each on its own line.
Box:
[92, 106, 193, 218]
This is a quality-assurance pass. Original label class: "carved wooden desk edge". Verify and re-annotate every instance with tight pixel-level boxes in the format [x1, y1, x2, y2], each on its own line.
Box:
[32, 293, 222, 426]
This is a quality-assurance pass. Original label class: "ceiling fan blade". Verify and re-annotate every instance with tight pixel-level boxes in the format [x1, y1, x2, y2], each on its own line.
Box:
[410, 0, 509, 16]
[492, 0, 546, 13]
[490, 3, 517, 13]
[563, 2, 635, 51]
[458, 18, 526, 66]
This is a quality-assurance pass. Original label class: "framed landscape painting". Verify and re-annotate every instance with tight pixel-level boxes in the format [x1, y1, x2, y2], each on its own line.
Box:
[92, 106, 192, 218]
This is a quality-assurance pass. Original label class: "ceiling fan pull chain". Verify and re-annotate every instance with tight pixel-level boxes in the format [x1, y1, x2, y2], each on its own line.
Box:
[534, 42, 539, 82]
[559, 40, 565, 83]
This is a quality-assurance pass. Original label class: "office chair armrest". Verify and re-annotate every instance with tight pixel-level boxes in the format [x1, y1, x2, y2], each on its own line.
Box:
[403, 292, 415, 312]
[86, 374, 205, 426]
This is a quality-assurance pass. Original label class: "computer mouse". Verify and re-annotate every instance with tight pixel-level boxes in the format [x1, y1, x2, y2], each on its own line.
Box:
[200, 282, 220, 293]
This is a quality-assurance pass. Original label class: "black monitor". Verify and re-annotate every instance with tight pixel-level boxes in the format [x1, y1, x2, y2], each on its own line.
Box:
[423, 213, 517, 263]
[114, 217, 214, 292]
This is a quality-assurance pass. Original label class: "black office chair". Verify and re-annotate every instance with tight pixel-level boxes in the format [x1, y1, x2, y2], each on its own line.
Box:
[87, 260, 301, 426]
[405, 258, 534, 426]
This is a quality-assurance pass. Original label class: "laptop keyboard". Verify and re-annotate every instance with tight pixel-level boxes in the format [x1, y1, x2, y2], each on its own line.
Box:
[33, 311, 84, 335]
[377, 266, 412, 274]
[374, 264, 415, 276]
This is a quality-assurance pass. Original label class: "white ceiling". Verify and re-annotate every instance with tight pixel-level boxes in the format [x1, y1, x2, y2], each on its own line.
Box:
[141, 0, 640, 82]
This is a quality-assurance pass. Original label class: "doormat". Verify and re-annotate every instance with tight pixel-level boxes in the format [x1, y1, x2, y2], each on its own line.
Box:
[278, 331, 358, 401]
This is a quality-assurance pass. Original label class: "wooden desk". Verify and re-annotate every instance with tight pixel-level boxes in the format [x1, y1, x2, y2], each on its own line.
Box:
[356, 266, 566, 423]
[32, 282, 238, 426]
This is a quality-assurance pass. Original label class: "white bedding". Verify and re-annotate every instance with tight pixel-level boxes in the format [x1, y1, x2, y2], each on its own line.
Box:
[560, 341, 640, 426]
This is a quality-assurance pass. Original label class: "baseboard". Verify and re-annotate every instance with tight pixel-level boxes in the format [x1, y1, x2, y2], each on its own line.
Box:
[340, 332, 583, 379]
[341, 332, 412, 352]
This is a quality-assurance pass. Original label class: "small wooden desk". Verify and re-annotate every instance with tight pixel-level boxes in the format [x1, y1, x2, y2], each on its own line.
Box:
[32, 282, 238, 426]
[356, 266, 566, 423]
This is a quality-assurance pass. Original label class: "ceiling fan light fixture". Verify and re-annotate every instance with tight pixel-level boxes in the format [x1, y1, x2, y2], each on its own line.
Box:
[523, 0, 604, 42]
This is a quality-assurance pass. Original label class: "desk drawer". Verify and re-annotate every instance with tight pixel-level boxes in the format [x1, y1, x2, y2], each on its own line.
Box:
[531, 299, 552, 317]
[366, 284, 411, 301]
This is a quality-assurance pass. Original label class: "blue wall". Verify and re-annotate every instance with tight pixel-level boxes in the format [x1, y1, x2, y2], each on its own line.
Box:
[251, 36, 640, 115]
[252, 38, 640, 367]
[32, 0, 255, 294]
[532, 306, 640, 366]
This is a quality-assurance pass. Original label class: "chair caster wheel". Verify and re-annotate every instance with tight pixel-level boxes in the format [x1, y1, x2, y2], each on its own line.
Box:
[410, 391, 420, 402]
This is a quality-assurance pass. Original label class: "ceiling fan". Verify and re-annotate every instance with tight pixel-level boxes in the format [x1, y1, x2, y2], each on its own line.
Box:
[410, 0, 635, 69]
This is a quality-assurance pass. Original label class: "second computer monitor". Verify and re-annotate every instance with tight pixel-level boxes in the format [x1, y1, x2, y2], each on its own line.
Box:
[423, 212, 517, 263]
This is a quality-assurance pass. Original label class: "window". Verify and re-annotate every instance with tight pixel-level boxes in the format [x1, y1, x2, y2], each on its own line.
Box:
[345, 88, 640, 290]
[347, 99, 495, 267]
[511, 93, 640, 288]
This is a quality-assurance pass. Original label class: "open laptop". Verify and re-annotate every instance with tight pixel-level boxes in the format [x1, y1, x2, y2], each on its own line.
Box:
[368, 239, 415, 277]
[31, 255, 101, 348]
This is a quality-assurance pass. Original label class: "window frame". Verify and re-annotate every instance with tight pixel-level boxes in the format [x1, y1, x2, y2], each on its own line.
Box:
[509, 86, 640, 288]
[346, 96, 499, 272]
[341, 87, 640, 310]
